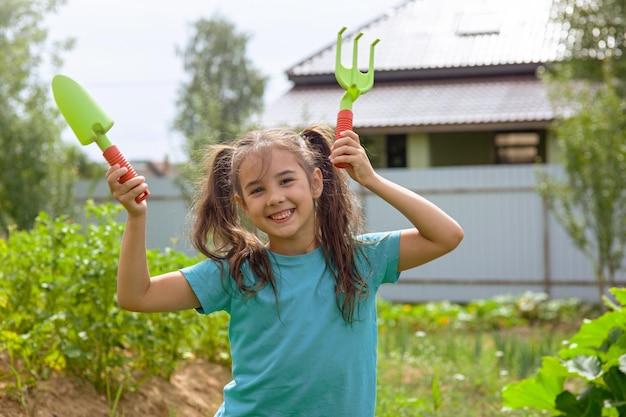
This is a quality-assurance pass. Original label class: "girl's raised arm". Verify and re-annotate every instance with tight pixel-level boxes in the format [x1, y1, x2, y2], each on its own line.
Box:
[106, 165, 200, 312]
[330, 131, 464, 271]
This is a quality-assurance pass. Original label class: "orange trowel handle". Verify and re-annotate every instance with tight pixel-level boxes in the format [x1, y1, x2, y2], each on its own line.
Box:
[103, 145, 150, 203]
[334, 109, 356, 168]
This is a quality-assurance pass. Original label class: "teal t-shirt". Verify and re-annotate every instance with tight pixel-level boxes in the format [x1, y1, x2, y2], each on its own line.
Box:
[181, 231, 401, 417]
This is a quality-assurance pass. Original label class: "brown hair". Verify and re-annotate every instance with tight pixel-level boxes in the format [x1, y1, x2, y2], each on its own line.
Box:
[190, 125, 367, 322]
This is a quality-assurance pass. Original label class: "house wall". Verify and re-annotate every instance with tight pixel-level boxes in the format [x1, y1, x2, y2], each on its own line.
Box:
[407, 133, 430, 168]
[75, 164, 620, 304]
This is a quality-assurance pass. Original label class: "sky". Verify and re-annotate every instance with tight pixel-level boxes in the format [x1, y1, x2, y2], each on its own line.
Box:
[45, 0, 402, 163]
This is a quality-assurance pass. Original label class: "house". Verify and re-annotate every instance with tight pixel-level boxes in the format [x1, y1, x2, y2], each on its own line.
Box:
[75, 0, 624, 303]
[131, 158, 177, 179]
[261, 0, 562, 169]
[258, 0, 626, 303]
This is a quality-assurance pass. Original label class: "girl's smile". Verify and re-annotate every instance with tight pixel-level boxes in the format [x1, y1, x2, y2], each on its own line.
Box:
[269, 208, 295, 222]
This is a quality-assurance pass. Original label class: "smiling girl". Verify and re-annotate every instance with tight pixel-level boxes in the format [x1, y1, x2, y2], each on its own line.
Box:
[106, 124, 463, 417]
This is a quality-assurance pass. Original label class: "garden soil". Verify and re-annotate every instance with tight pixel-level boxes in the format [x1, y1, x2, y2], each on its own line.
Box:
[0, 359, 231, 417]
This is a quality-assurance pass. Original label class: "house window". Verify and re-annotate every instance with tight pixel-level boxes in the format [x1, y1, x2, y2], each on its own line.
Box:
[494, 132, 542, 164]
[387, 134, 407, 168]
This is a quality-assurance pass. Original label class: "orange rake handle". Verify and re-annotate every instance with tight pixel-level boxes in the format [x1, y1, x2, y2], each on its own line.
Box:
[103, 145, 150, 203]
[334, 109, 356, 168]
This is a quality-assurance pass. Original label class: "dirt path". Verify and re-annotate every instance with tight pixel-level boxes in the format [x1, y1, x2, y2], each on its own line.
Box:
[0, 360, 231, 417]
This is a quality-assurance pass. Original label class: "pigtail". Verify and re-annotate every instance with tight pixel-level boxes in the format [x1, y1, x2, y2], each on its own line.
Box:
[191, 144, 277, 300]
[192, 145, 238, 258]
[301, 126, 368, 323]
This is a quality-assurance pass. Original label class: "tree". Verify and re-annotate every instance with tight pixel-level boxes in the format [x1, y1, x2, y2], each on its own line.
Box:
[538, 71, 626, 299]
[0, 0, 77, 234]
[551, 0, 626, 85]
[537, 0, 626, 299]
[172, 16, 267, 197]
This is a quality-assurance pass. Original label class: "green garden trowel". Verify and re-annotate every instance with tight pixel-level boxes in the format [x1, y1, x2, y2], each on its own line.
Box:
[51, 74, 150, 202]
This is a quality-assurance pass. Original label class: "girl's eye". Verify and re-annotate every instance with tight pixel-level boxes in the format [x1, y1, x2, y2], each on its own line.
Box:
[250, 187, 264, 195]
[280, 178, 294, 185]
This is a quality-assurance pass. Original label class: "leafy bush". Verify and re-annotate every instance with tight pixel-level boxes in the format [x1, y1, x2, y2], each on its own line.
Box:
[502, 287, 626, 416]
[0, 202, 230, 403]
[376, 291, 593, 334]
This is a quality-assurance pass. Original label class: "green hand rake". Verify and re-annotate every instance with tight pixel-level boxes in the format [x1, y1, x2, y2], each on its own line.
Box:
[334, 26, 379, 168]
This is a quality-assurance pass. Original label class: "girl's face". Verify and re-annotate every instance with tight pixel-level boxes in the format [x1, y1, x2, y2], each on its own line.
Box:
[235, 148, 323, 255]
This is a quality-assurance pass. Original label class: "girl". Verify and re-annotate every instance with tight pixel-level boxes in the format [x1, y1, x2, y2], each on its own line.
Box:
[106, 125, 463, 417]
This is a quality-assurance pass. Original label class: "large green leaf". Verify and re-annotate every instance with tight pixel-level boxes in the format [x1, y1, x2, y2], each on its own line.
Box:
[604, 366, 626, 403]
[555, 391, 581, 416]
[502, 357, 567, 413]
[560, 313, 626, 360]
[610, 288, 626, 310]
[556, 385, 609, 417]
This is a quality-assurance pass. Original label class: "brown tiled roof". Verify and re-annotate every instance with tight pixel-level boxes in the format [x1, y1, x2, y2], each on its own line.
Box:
[262, 75, 553, 131]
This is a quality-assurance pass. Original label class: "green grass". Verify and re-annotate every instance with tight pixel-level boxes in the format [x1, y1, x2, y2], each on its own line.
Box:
[375, 323, 579, 417]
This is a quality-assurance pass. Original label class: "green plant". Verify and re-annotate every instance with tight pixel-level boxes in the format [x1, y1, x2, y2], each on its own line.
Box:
[503, 287, 626, 416]
[374, 292, 597, 417]
[0, 202, 230, 409]
[376, 292, 595, 335]
[492, 328, 561, 379]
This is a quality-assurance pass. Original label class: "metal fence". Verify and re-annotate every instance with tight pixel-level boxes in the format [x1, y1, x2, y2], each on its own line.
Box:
[368, 165, 623, 303]
[76, 164, 623, 303]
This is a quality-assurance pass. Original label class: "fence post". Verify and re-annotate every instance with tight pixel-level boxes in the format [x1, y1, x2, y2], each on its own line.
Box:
[542, 195, 551, 296]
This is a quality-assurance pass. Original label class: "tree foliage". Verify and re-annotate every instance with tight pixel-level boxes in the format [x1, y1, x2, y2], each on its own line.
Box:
[538, 73, 626, 298]
[538, 0, 626, 299]
[172, 16, 267, 198]
[552, 0, 626, 83]
[0, 0, 77, 234]
[173, 17, 266, 148]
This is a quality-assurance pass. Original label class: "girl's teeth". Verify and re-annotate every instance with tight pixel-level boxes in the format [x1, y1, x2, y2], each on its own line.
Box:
[271, 210, 292, 220]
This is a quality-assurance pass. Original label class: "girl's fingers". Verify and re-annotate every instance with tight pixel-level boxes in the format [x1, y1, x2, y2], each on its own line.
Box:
[106, 164, 128, 186]
[331, 139, 367, 163]
[331, 131, 363, 160]
[333, 130, 360, 147]
[126, 182, 149, 201]
[106, 166, 145, 197]
[104, 165, 148, 216]
[331, 131, 377, 184]
[331, 147, 365, 164]
[107, 165, 144, 190]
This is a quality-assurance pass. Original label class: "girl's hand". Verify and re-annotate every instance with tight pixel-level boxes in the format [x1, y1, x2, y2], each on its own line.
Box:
[106, 164, 149, 217]
[330, 130, 377, 187]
